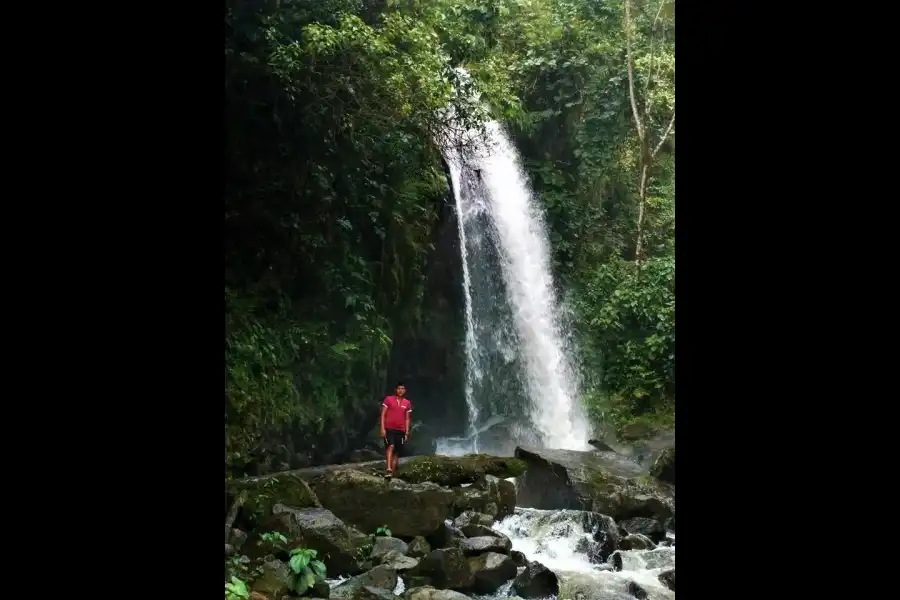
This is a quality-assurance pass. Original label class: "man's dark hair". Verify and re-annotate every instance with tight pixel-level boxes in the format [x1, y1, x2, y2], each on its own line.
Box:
[396, 381, 406, 388]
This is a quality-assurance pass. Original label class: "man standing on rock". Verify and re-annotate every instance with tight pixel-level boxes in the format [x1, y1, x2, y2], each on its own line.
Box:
[380, 381, 412, 479]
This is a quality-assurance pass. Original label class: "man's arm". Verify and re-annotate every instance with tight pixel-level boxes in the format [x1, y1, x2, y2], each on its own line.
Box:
[380, 404, 388, 437]
[405, 402, 412, 440]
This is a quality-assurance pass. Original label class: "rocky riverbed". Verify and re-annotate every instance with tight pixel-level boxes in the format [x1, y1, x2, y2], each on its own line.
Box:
[225, 445, 675, 600]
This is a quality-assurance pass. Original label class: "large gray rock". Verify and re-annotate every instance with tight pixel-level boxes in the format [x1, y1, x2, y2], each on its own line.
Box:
[372, 536, 409, 561]
[403, 587, 470, 600]
[332, 586, 398, 600]
[379, 550, 419, 572]
[250, 559, 293, 599]
[406, 548, 474, 590]
[459, 524, 497, 538]
[245, 505, 369, 575]
[456, 475, 516, 520]
[618, 517, 666, 543]
[468, 552, 518, 594]
[458, 536, 512, 556]
[452, 511, 494, 529]
[619, 533, 655, 551]
[659, 568, 675, 591]
[332, 566, 398, 599]
[514, 446, 674, 521]
[425, 522, 465, 550]
[310, 470, 455, 538]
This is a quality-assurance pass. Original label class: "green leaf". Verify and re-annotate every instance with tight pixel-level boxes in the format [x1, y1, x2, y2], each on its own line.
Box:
[290, 553, 310, 573]
[305, 570, 316, 589]
[294, 576, 310, 596]
[310, 560, 327, 578]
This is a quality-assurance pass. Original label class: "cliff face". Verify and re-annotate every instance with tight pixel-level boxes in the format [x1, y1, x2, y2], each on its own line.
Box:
[386, 180, 468, 441]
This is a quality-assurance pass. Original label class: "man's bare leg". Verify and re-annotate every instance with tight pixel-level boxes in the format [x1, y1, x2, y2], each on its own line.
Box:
[385, 445, 394, 476]
[391, 453, 399, 473]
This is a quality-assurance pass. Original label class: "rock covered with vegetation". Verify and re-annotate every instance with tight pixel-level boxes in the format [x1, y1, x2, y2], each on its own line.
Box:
[391, 455, 526, 486]
[226, 452, 538, 599]
[226, 449, 676, 600]
[514, 446, 674, 522]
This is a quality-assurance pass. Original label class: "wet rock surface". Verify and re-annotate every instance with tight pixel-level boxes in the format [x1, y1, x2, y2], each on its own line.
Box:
[514, 446, 674, 522]
[512, 560, 560, 598]
[468, 552, 518, 594]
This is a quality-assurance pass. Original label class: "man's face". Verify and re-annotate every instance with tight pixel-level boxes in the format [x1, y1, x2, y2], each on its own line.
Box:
[396, 385, 406, 397]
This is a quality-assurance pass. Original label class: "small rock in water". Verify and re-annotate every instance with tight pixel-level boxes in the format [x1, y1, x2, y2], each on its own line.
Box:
[512, 561, 559, 599]
[618, 517, 665, 543]
[610, 551, 624, 572]
[658, 568, 675, 591]
[627, 580, 648, 600]
[510, 550, 527, 567]
[619, 533, 655, 551]
[586, 512, 620, 561]
[311, 579, 331, 598]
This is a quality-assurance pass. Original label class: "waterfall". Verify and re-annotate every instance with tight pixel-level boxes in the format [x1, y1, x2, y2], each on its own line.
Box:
[440, 120, 590, 453]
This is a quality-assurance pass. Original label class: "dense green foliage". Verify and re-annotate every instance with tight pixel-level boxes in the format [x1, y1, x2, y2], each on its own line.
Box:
[225, 0, 675, 473]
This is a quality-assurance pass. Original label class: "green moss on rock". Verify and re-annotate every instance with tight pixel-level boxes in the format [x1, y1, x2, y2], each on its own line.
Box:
[229, 473, 322, 520]
[396, 455, 527, 486]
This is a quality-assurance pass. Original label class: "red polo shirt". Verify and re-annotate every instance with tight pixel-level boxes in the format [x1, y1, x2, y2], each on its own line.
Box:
[382, 395, 412, 431]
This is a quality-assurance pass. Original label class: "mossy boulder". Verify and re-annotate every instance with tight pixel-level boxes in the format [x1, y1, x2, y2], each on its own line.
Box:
[650, 447, 675, 485]
[245, 505, 369, 576]
[229, 473, 321, 522]
[514, 446, 674, 522]
[395, 455, 527, 486]
[250, 559, 293, 599]
[620, 422, 655, 441]
[310, 470, 456, 538]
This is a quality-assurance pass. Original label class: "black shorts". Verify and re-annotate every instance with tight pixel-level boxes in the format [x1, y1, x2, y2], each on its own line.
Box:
[384, 429, 406, 455]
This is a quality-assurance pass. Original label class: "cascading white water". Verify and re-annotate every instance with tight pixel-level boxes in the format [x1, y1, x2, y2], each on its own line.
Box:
[447, 163, 482, 443]
[442, 120, 590, 452]
[492, 507, 675, 600]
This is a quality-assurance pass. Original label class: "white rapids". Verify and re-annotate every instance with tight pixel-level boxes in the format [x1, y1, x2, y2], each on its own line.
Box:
[489, 507, 675, 600]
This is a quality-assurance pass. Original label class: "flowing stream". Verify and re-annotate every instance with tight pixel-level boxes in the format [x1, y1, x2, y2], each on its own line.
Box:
[491, 507, 675, 600]
[334, 503, 676, 600]
[440, 120, 590, 453]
